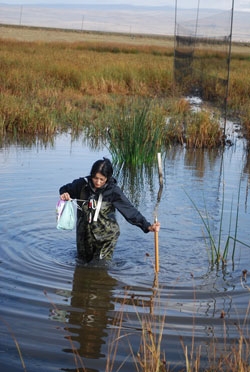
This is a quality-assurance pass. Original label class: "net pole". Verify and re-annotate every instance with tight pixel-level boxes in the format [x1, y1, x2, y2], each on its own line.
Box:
[224, 0, 235, 137]
[174, 0, 178, 52]
[194, 0, 200, 45]
[173, 0, 178, 94]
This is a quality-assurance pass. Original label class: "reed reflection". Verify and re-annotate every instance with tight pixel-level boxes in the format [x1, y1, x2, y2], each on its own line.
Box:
[0, 132, 56, 149]
[114, 162, 157, 207]
[184, 148, 221, 179]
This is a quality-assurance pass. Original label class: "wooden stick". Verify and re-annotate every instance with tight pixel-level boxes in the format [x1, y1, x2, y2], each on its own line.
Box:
[154, 224, 159, 273]
[157, 152, 163, 188]
[154, 152, 163, 273]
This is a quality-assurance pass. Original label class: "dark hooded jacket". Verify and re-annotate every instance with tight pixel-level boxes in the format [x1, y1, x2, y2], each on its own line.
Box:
[59, 176, 150, 262]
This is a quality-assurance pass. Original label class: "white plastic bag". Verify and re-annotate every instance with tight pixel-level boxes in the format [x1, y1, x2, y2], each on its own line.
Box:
[56, 200, 76, 230]
[56, 199, 66, 223]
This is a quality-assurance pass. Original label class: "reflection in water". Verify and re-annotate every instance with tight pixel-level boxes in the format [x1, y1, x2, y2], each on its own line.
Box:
[167, 146, 223, 180]
[184, 148, 223, 179]
[63, 265, 117, 363]
[0, 132, 250, 371]
[243, 149, 250, 209]
[114, 162, 157, 207]
[244, 147, 250, 177]
[0, 132, 56, 149]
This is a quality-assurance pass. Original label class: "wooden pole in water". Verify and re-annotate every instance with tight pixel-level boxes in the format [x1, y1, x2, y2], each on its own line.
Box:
[154, 152, 163, 273]
[154, 225, 159, 273]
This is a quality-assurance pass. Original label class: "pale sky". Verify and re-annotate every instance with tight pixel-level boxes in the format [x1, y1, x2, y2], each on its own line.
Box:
[0, 0, 249, 12]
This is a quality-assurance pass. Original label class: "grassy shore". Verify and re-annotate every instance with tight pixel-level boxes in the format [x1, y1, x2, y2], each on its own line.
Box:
[1, 24, 249, 53]
[0, 25, 250, 155]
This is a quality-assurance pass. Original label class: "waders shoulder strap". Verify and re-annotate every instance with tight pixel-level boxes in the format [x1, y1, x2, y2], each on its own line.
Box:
[93, 193, 103, 222]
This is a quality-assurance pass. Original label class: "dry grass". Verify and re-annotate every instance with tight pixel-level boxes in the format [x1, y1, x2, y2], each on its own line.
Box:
[106, 287, 250, 372]
[0, 24, 175, 48]
[0, 25, 250, 148]
[0, 35, 173, 139]
[0, 24, 249, 54]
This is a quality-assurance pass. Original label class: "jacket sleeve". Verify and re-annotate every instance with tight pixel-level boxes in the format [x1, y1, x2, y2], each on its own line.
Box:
[112, 186, 151, 233]
[59, 178, 86, 200]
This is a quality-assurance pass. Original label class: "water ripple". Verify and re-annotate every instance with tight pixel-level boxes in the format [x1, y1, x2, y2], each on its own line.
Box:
[0, 135, 250, 371]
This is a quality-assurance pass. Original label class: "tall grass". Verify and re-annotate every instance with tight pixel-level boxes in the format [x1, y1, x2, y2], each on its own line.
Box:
[0, 38, 173, 139]
[0, 34, 250, 147]
[83, 96, 226, 167]
[165, 104, 223, 148]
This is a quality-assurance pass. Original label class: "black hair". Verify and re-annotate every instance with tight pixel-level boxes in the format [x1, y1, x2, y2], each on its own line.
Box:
[90, 158, 113, 180]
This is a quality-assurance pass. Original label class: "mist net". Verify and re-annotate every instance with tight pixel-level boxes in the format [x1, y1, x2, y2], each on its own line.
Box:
[174, 3, 234, 107]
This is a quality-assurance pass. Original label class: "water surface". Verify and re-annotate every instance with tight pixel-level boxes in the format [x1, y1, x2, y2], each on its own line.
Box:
[0, 132, 249, 371]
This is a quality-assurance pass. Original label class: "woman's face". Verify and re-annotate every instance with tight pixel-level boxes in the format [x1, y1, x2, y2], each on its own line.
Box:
[92, 172, 107, 189]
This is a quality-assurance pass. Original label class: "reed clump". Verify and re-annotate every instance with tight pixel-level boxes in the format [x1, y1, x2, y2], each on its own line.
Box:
[104, 100, 166, 166]
[82, 95, 224, 167]
[165, 100, 223, 148]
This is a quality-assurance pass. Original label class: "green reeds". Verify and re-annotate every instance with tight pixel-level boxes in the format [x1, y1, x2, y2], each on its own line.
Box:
[106, 101, 166, 166]
[184, 179, 250, 266]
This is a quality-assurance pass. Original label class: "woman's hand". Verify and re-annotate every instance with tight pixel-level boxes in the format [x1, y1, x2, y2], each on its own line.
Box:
[148, 221, 160, 232]
[60, 192, 71, 201]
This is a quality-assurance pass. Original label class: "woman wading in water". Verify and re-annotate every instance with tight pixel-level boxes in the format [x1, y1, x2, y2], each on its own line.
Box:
[59, 158, 160, 263]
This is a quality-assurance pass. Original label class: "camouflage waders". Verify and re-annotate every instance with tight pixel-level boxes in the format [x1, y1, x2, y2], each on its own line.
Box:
[76, 186, 120, 262]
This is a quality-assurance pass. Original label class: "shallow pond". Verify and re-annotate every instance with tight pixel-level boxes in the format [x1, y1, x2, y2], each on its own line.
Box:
[0, 130, 249, 371]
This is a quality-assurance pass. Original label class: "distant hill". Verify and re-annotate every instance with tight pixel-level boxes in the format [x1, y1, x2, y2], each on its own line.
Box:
[0, 3, 249, 41]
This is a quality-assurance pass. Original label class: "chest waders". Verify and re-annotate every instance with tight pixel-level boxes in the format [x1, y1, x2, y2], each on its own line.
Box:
[76, 185, 120, 262]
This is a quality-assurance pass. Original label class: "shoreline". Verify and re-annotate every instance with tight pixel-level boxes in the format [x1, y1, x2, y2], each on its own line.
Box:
[0, 24, 249, 53]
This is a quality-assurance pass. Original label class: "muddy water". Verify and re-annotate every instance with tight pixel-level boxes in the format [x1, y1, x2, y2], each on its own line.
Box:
[0, 131, 249, 371]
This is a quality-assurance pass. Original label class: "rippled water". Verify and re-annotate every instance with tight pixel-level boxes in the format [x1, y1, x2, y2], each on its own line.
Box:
[0, 132, 250, 372]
